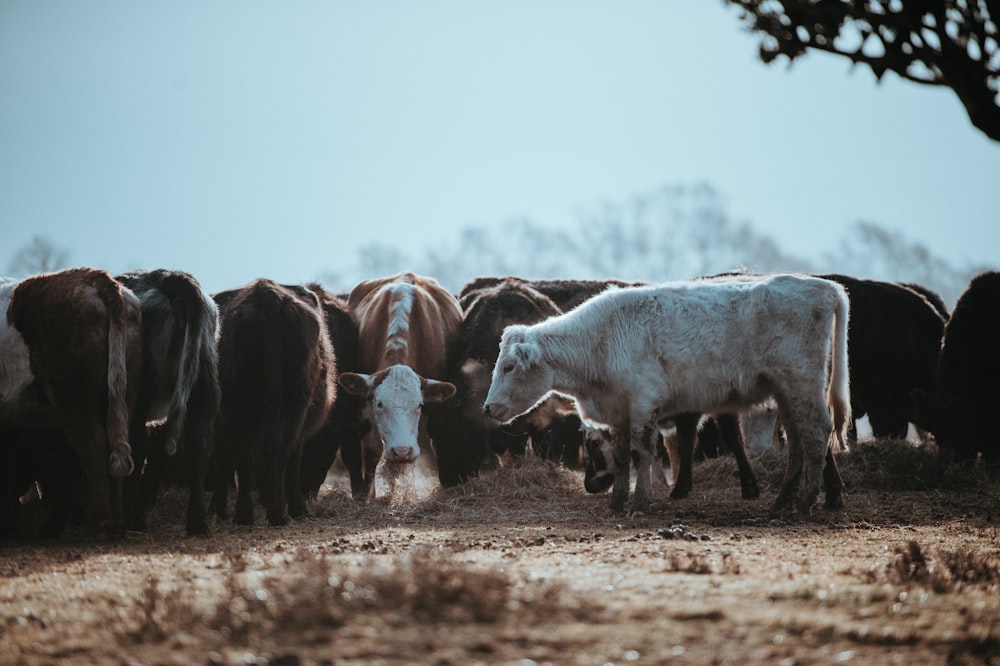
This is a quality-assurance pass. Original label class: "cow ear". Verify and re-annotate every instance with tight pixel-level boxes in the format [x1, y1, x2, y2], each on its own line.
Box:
[339, 372, 373, 397]
[422, 379, 457, 403]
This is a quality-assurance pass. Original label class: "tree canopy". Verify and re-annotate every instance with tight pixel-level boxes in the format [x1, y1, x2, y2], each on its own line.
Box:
[726, 0, 1000, 141]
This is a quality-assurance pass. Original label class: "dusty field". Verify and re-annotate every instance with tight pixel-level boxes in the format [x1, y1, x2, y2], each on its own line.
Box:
[1, 441, 999, 666]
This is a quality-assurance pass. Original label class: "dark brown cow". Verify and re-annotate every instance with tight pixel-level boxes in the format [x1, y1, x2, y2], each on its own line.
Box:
[4, 268, 143, 539]
[212, 280, 337, 526]
[459, 276, 645, 312]
[436, 279, 580, 486]
[338, 273, 459, 488]
[298, 283, 368, 500]
[115, 269, 220, 535]
[927, 271, 1000, 464]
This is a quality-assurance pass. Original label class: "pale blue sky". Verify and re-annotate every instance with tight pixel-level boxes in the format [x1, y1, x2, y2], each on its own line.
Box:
[2, 1, 998, 294]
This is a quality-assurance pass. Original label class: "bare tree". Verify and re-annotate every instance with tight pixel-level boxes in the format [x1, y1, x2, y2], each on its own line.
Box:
[820, 220, 983, 306]
[7, 235, 70, 277]
[726, 0, 1000, 141]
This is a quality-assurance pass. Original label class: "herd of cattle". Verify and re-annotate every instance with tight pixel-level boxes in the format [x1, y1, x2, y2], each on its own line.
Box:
[0, 267, 997, 541]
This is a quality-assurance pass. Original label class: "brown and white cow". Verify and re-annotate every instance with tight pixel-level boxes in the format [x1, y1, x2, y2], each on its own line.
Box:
[3, 268, 143, 539]
[212, 280, 337, 526]
[339, 273, 459, 484]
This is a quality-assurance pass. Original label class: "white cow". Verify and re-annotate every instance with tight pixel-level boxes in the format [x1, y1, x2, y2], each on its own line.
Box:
[484, 273, 850, 515]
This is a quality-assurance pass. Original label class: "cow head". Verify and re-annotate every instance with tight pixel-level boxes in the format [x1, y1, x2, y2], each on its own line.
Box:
[582, 425, 616, 493]
[483, 326, 552, 423]
[339, 365, 455, 462]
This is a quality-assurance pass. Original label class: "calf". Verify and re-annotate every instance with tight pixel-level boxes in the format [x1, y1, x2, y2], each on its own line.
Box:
[115, 269, 220, 535]
[484, 274, 850, 515]
[213, 280, 337, 526]
[4, 268, 143, 539]
[927, 271, 1000, 464]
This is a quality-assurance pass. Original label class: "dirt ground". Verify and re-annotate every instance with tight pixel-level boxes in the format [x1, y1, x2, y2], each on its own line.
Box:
[1, 441, 999, 666]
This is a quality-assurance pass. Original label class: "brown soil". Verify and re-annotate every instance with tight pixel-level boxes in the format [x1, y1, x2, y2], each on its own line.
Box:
[1, 440, 999, 665]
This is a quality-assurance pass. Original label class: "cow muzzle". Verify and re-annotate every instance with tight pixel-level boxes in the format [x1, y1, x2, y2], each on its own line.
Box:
[483, 402, 510, 422]
[385, 445, 419, 463]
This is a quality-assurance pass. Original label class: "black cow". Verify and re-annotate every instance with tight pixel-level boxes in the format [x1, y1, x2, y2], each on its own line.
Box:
[926, 271, 1000, 464]
[820, 274, 945, 440]
[211, 280, 337, 526]
[298, 283, 369, 501]
[115, 269, 220, 536]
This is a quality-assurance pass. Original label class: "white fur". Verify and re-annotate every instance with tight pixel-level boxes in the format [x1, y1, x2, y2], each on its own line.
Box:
[485, 273, 850, 514]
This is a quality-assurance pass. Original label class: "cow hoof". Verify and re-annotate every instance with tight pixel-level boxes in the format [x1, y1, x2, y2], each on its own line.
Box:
[824, 492, 845, 510]
[186, 520, 209, 536]
[741, 481, 761, 499]
[669, 487, 690, 500]
[627, 508, 649, 518]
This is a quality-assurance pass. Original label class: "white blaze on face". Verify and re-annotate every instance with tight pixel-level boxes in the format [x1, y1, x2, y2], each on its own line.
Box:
[370, 365, 425, 462]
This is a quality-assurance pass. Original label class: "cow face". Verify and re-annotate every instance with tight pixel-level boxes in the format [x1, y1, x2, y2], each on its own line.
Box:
[582, 426, 616, 493]
[483, 332, 552, 423]
[339, 365, 455, 462]
[458, 358, 493, 425]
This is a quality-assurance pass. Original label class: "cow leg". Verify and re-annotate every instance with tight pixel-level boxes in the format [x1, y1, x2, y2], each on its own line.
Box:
[182, 386, 215, 536]
[234, 447, 257, 526]
[718, 413, 760, 499]
[669, 413, 699, 500]
[124, 421, 152, 532]
[629, 424, 655, 516]
[608, 428, 630, 512]
[868, 412, 909, 440]
[794, 402, 833, 515]
[771, 399, 804, 514]
[361, 431, 382, 498]
[822, 447, 845, 509]
[285, 444, 307, 521]
[338, 432, 367, 500]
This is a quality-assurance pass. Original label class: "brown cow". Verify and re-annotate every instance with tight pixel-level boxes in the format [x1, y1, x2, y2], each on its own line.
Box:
[4, 268, 143, 539]
[212, 280, 337, 526]
[339, 273, 459, 490]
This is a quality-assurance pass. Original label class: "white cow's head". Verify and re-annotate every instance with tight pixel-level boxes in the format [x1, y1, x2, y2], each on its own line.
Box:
[339, 364, 455, 462]
[483, 326, 553, 423]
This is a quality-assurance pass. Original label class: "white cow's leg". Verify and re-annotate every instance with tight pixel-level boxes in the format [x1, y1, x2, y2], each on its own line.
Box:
[796, 401, 834, 514]
[771, 397, 804, 513]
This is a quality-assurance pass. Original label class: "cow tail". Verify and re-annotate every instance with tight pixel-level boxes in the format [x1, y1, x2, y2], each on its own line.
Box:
[162, 297, 200, 456]
[107, 286, 136, 478]
[827, 286, 851, 452]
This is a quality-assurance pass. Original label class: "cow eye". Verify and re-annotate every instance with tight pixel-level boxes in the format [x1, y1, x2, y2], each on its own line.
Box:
[376, 400, 384, 409]
[502, 362, 515, 374]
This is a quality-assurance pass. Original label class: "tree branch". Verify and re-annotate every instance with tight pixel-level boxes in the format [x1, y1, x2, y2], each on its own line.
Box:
[726, 0, 1000, 142]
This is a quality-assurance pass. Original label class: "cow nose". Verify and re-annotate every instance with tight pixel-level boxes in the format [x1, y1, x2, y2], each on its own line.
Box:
[484, 403, 507, 421]
[386, 446, 416, 463]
